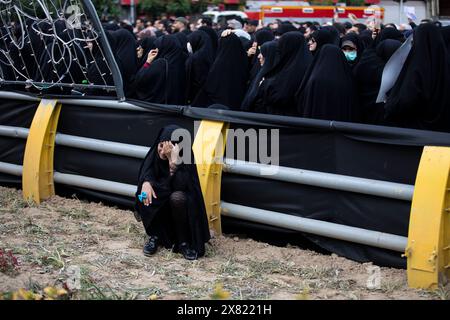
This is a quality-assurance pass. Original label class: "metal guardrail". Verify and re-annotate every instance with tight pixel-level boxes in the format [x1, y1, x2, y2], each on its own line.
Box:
[0, 123, 412, 252]
[223, 159, 414, 201]
[55, 133, 149, 158]
[0, 162, 134, 197]
[221, 202, 408, 252]
[0, 92, 40, 102]
[0, 126, 29, 139]
[0, 81, 117, 91]
[0, 125, 149, 158]
[1, 93, 448, 289]
[0, 161, 408, 252]
[0, 92, 145, 111]
[0, 162, 23, 177]
[56, 98, 146, 112]
[53, 171, 136, 197]
[0, 125, 415, 201]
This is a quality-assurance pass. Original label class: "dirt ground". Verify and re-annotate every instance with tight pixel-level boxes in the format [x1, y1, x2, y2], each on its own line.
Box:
[0, 186, 447, 300]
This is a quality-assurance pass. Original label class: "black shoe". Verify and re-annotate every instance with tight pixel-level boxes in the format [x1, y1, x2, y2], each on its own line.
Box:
[179, 242, 198, 261]
[143, 236, 159, 256]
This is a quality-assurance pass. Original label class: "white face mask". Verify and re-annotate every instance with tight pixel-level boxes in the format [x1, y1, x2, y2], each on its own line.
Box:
[187, 42, 193, 54]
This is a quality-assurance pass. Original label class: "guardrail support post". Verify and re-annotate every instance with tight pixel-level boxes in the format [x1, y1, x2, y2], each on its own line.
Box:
[22, 99, 61, 204]
[406, 146, 450, 289]
[193, 120, 229, 236]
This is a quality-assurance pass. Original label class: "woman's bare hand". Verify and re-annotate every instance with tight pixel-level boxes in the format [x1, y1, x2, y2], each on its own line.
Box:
[247, 42, 257, 57]
[141, 181, 157, 206]
[221, 29, 233, 38]
[162, 141, 173, 157]
[170, 143, 181, 164]
[146, 48, 159, 64]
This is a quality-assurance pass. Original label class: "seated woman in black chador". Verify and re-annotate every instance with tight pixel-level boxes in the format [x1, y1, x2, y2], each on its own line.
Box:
[135, 125, 210, 260]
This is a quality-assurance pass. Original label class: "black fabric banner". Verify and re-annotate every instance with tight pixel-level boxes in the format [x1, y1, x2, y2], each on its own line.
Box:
[0, 97, 38, 185]
[2, 94, 450, 268]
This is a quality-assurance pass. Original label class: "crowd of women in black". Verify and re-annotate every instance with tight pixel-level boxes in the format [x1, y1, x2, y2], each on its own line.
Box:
[103, 18, 450, 133]
[2, 17, 450, 133]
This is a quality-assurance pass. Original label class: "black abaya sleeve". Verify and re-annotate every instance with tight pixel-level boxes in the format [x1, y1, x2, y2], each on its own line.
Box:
[133, 59, 168, 103]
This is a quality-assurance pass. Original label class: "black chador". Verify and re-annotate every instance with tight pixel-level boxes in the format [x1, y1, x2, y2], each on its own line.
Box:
[262, 32, 312, 116]
[135, 125, 211, 259]
[134, 35, 187, 104]
[185, 30, 214, 104]
[192, 33, 248, 110]
[296, 44, 359, 122]
[384, 23, 450, 132]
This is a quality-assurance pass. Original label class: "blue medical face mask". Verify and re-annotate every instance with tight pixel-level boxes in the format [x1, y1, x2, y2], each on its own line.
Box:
[344, 50, 357, 62]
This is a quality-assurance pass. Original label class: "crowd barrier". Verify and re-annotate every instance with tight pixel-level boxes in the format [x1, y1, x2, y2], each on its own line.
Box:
[0, 91, 449, 290]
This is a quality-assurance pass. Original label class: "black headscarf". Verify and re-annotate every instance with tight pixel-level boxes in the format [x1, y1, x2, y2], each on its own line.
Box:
[137, 37, 156, 69]
[185, 30, 214, 104]
[5, 19, 44, 82]
[276, 22, 298, 36]
[241, 40, 278, 112]
[134, 35, 187, 104]
[376, 39, 402, 62]
[374, 27, 405, 46]
[198, 26, 218, 58]
[359, 29, 374, 50]
[239, 36, 253, 52]
[109, 29, 138, 95]
[296, 44, 359, 122]
[321, 26, 341, 45]
[33, 20, 73, 85]
[135, 125, 211, 256]
[192, 33, 248, 110]
[87, 28, 137, 96]
[249, 29, 275, 81]
[310, 27, 340, 55]
[353, 39, 402, 124]
[102, 22, 120, 31]
[341, 32, 364, 66]
[174, 31, 189, 55]
[261, 32, 313, 116]
[26, 20, 87, 92]
[255, 28, 275, 46]
[87, 31, 115, 91]
[384, 23, 450, 132]
[54, 19, 87, 85]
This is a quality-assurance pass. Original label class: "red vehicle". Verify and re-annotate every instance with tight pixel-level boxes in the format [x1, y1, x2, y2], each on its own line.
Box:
[245, 2, 384, 25]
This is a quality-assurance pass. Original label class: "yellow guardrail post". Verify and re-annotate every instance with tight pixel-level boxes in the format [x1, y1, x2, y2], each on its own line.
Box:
[193, 120, 229, 236]
[22, 99, 62, 204]
[406, 146, 450, 289]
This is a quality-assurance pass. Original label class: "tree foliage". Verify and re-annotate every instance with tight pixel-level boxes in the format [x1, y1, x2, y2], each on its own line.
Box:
[92, 0, 121, 21]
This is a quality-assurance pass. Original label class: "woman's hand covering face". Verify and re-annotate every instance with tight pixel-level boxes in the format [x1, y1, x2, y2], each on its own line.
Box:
[169, 143, 182, 166]
[163, 141, 173, 157]
[158, 141, 170, 160]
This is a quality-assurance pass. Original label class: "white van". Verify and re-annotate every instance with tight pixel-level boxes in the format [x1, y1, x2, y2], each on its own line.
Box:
[202, 11, 248, 25]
